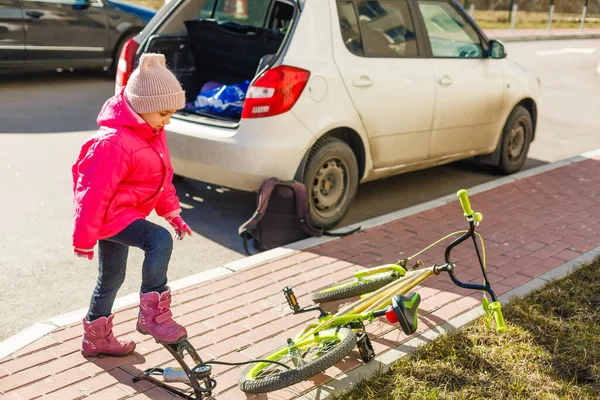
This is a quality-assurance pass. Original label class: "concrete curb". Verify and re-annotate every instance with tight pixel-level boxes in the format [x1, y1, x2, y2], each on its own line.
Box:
[1, 147, 599, 360]
[298, 245, 600, 400]
[499, 246, 600, 304]
[0, 323, 56, 361]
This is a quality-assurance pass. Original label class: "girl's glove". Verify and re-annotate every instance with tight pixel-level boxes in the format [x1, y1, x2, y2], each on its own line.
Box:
[74, 247, 94, 260]
[166, 216, 193, 240]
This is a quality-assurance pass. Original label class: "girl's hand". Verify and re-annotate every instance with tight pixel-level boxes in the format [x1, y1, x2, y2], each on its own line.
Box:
[74, 247, 94, 260]
[166, 216, 193, 240]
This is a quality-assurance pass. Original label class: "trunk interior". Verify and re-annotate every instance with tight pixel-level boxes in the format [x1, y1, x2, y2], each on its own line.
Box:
[143, 0, 295, 123]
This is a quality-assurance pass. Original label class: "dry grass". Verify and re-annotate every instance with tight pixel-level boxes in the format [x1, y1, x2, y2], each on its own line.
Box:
[473, 10, 600, 30]
[336, 257, 600, 399]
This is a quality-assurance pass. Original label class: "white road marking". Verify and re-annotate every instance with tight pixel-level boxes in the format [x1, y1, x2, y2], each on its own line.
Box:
[597, 62, 600, 75]
[536, 48, 597, 56]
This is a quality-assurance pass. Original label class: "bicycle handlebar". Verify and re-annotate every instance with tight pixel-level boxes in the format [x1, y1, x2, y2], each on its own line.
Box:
[457, 189, 483, 223]
[483, 297, 506, 333]
[457, 189, 474, 216]
[371, 309, 387, 318]
[444, 189, 497, 304]
[490, 301, 506, 333]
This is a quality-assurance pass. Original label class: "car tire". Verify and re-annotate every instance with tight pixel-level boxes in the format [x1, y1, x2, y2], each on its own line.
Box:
[172, 174, 184, 183]
[303, 137, 359, 230]
[108, 32, 138, 77]
[494, 105, 533, 175]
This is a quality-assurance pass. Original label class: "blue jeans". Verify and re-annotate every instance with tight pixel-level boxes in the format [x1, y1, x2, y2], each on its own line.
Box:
[86, 219, 173, 321]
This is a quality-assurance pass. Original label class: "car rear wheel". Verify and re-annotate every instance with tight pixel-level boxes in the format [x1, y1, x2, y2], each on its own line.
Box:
[303, 137, 359, 230]
[494, 105, 533, 175]
[108, 32, 138, 77]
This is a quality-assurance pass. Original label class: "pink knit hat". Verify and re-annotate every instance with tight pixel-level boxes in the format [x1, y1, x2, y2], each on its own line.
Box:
[125, 53, 186, 114]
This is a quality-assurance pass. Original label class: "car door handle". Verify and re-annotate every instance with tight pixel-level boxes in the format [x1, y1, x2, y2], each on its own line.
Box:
[25, 10, 44, 19]
[437, 75, 453, 86]
[353, 76, 373, 88]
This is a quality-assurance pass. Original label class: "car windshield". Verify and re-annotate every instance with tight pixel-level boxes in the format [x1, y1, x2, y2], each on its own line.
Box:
[200, 0, 272, 27]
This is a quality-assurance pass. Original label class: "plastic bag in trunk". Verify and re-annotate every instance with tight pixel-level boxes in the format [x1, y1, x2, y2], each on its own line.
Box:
[186, 80, 251, 118]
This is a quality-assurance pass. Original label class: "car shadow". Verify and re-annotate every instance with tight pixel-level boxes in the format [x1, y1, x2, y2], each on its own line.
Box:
[175, 178, 258, 255]
[176, 157, 549, 255]
[1, 70, 115, 134]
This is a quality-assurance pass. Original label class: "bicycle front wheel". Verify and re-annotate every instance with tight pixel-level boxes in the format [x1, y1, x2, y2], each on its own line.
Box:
[311, 272, 398, 303]
[238, 327, 357, 394]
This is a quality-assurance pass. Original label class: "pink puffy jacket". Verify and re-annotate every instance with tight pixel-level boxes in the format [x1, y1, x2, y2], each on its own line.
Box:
[72, 89, 181, 250]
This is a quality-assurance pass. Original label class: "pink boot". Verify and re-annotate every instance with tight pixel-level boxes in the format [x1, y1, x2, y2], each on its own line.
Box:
[137, 286, 187, 344]
[81, 314, 136, 357]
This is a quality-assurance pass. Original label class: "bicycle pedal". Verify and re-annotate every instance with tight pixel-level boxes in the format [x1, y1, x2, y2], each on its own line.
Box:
[283, 286, 300, 312]
[356, 332, 375, 363]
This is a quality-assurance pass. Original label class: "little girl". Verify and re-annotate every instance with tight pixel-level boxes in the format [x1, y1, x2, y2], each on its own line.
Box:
[72, 53, 192, 357]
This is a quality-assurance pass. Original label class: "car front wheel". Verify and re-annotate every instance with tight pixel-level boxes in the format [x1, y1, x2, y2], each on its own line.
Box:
[303, 137, 359, 230]
[495, 105, 533, 175]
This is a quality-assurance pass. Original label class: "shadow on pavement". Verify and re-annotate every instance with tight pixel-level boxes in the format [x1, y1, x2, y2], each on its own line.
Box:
[176, 179, 258, 255]
[176, 157, 548, 255]
[1, 70, 114, 134]
[338, 157, 548, 227]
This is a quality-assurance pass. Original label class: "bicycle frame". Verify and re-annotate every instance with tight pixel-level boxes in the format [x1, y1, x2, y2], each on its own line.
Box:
[283, 190, 505, 348]
[285, 268, 432, 341]
[354, 264, 408, 279]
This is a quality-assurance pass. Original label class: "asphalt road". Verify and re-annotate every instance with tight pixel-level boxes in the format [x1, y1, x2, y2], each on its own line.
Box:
[1, 38, 599, 341]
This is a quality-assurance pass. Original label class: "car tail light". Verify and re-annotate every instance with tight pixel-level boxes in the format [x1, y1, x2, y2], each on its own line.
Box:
[115, 38, 140, 92]
[241, 65, 310, 119]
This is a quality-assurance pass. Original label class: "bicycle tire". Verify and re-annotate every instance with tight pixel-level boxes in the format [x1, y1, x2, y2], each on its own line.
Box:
[238, 327, 357, 394]
[311, 273, 398, 303]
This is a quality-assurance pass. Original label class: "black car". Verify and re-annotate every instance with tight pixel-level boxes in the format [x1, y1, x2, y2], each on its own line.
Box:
[0, 0, 156, 74]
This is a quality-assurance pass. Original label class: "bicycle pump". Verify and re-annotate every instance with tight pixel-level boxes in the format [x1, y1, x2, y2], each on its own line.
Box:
[133, 339, 216, 399]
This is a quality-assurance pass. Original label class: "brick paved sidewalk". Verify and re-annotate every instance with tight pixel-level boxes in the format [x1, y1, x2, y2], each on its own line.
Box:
[2, 155, 600, 400]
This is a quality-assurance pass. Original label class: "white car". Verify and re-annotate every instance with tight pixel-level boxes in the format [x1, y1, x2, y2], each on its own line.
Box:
[115, 0, 541, 229]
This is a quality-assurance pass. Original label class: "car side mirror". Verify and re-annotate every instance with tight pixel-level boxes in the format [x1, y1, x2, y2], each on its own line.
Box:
[488, 39, 506, 59]
[73, 0, 91, 10]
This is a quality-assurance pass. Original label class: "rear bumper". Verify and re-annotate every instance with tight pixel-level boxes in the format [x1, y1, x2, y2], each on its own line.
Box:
[165, 112, 314, 192]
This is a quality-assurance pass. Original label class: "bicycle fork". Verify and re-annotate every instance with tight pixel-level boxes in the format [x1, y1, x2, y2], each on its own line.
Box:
[284, 286, 388, 365]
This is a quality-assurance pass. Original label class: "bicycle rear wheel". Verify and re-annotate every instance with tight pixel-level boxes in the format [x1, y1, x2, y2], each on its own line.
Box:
[311, 272, 398, 303]
[238, 327, 356, 394]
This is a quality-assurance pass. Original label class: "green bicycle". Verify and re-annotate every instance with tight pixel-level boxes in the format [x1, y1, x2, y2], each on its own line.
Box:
[237, 189, 506, 394]
[311, 196, 488, 303]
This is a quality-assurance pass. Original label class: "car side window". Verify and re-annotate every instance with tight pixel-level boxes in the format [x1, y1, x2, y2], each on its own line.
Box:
[337, 2, 365, 56]
[417, 0, 484, 58]
[336, 0, 419, 58]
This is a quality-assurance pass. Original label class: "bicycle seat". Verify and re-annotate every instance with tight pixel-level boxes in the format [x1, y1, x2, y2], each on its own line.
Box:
[385, 293, 421, 336]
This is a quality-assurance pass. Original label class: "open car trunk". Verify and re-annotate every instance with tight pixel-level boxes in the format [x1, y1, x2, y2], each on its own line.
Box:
[142, 0, 296, 124]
